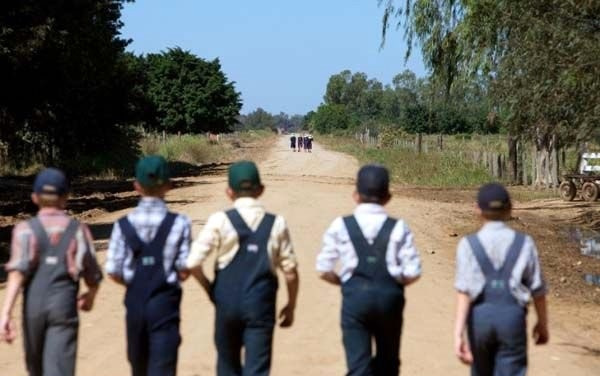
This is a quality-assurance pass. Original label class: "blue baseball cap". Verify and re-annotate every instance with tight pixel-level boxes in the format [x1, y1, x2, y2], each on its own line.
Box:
[477, 183, 512, 211]
[357, 164, 390, 199]
[33, 168, 69, 195]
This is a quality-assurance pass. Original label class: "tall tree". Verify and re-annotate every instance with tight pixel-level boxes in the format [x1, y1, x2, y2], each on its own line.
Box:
[145, 48, 242, 134]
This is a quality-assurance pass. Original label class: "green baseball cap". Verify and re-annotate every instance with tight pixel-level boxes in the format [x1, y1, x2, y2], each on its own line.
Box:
[135, 155, 171, 188]
[228, 161, 262, 192]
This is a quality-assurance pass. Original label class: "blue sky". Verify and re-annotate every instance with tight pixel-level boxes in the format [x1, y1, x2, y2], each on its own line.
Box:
[120, 0, 426, 115]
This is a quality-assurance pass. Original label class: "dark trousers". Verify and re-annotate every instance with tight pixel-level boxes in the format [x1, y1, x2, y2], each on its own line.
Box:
[126, 311, 180, 376]
[23, 312, 78, 376]
[215, 305, 275, 376]
[468, 304, 527, 376]
[341, 289, 405, 376]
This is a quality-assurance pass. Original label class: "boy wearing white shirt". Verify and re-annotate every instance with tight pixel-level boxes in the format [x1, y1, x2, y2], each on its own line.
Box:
[317, 164, 422, 376]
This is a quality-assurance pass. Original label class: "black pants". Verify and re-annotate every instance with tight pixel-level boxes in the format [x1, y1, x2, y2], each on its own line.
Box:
[214, 304, 275, 376]
[342, 289, 405, 376]
[468, 304, 527, 376]
[126, 308, 180, 376]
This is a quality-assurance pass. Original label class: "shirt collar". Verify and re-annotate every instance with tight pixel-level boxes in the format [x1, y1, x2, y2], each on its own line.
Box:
[38, 207, 66, 216]
[137, 196, 167, 209]
[233, 197, 263, 209]
[480, 221, 508, 232]
[354, 203, 387, 215]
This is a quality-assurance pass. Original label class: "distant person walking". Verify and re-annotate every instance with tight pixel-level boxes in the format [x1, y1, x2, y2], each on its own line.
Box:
[290, 134, 297, 152]
[297, 135, 303, 152]
[306, 134, 313, 153]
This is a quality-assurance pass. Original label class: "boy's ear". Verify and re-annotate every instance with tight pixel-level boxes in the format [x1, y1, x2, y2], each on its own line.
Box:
[133, 181, 143, 195]
[31, 193, 39, 205]
[352, 190, 360, 204]
[226, 187, 236, 201]
[257, 185, 265, 197]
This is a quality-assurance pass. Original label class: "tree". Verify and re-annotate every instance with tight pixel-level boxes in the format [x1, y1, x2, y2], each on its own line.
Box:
[144, 48, 242, 134]
[0, 0, 142, 171]
[379, 0, 600, 186]
[240, 108, 276, 130]
[310, 104, 356, 134]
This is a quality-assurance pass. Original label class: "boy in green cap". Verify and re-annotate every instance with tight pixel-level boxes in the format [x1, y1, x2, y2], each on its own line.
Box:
[187, 160, 299, 376]
[106, 155, 192, 376]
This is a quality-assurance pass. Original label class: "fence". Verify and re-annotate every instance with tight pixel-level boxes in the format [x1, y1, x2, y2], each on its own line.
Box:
[355, 131, 568, 186]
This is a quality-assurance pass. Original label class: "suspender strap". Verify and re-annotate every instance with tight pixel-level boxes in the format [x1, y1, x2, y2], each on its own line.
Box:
[29, 217, 79, 257]
[119, 217, 145, 257]
[254, 213, 276, 239]
[225, 209, 253, 240]
[500, 232, 526, 279]
[467, 232, 526, 279]
[343, 216, 370, 251]
[118, 212, 178, 258]
[467, 235, 497, 277]
[343, 216, 397, 254]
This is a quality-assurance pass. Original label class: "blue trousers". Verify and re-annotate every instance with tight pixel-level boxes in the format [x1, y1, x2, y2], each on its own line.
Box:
[342, 289, 404, 376]
[214, 304, 275, 376]
[468, 304, 527, 376]
[126, 307, 180, 376]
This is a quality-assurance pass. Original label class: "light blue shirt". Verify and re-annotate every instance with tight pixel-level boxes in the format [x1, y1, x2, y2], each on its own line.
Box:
[455, 221, 547, 306]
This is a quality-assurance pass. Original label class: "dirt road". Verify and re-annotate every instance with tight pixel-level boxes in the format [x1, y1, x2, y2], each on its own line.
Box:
[1, 136, 599, 375]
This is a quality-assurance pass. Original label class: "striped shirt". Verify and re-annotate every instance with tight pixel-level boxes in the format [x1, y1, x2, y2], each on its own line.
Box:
[105, 197, 191, 284]
[5, 208, 102, 287]
[316, 204, 422, 283]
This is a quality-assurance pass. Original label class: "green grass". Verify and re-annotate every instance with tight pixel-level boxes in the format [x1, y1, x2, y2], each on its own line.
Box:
[321, 135, 493, 187]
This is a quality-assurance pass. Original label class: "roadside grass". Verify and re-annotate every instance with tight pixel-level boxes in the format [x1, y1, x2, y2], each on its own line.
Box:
[321, 135, 492, 187]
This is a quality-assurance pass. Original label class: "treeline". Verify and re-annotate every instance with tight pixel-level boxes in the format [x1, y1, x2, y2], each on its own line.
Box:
[380, 0, 600, 186]
[0, 1, 241, 173]
[238, 108, 306, 132]
[307, 69, 494, 135]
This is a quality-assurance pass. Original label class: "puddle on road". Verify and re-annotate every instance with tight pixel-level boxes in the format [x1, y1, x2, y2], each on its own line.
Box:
[567, 228, 600, 259]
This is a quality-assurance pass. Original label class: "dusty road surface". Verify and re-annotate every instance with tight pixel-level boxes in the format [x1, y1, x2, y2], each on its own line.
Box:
[1, 136, 599, 375]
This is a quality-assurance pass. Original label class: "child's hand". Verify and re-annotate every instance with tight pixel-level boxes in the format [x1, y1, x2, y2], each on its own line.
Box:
[78, 291, 96, 312]
[0, 314, 17, 344]
[533, 321, 549, 345]
[278, 304, 295, 328]
[178, 270, 191, 281]
[454, 336, 473, 365]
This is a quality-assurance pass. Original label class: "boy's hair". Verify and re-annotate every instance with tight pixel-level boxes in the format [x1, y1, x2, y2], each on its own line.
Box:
[356, 164, 390, 203]
[480, 207, 512, 221]
[137, 182, 170, 197]
[35, 193, 67, 208]
[358, 193, 388, 205]
[232, 186, 264, 198]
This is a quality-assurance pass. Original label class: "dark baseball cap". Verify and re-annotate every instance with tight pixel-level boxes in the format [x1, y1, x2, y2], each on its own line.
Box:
[135, 155, 171, 188]
[33, 168, 69, 195]
[477, 183, 512, 211]
[357, 164, 390, 199]
[228, 161, 262, 192]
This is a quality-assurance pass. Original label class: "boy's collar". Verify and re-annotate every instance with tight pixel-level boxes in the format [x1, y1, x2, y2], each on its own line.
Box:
[354, 203, 386, 215]
[38, 207, 66, 215]
[234, 197, 262, 208]
[139, 196, 166, 206]
[481, 221, 508, 231]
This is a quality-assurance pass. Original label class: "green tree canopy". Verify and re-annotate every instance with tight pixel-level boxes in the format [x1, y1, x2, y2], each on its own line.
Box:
[144, 48, 242, 134]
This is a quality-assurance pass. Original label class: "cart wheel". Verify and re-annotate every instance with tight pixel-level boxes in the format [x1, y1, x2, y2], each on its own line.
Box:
[559, 181, 576, 201]
[581, 182, 599, 202]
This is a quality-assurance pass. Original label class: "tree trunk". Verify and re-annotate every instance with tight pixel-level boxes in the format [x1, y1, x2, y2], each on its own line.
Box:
[416, 133, 422, 153]
[507, 134, 518, 184]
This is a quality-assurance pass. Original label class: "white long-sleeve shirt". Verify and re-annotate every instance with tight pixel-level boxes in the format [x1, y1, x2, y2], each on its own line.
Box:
[316, 204, 422, 283]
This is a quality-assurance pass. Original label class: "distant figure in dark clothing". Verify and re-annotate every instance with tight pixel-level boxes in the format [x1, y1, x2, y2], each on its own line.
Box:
[306, 135, 313, 152]
[297, 135, 304, 151]
[290, 134, 297, 152]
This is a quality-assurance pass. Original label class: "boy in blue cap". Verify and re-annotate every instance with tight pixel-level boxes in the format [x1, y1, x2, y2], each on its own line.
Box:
[187, 160, 299, 376]
[0, 168, 103, 376]
[106, 155, 192, 376]
[454, 183, 549, 376]
[316, 164, 422, 376]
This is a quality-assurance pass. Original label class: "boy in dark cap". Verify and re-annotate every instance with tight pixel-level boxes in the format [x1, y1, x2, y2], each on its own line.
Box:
[187, 160, 299, 376]
[454, 183, 548, 376]
[105, 155, 192, 376]
[0, 168, 103, 376]
[316, 164, 422, 376]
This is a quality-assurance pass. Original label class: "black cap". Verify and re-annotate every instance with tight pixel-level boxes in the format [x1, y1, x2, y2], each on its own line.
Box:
[357, 164, 390, 199]
[33, 168, 69, 195]
[477, 183, 511, 211]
